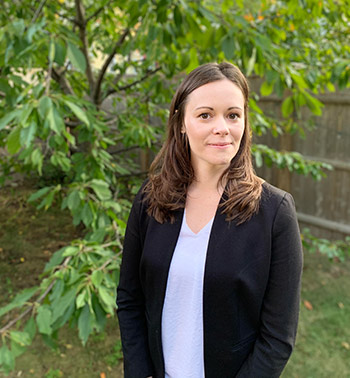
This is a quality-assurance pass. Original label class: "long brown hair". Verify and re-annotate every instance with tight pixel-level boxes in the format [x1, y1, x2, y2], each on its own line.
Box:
[143, 62, 262, 224]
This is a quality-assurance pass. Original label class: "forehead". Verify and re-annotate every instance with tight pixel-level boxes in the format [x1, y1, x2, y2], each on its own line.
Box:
[185, 79, 245, 110]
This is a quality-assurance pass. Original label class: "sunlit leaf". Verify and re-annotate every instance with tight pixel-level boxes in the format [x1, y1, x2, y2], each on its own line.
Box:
[67, 42, 86, 73]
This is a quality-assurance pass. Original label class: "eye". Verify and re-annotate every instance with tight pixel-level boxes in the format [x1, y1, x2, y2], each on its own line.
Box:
[199, 113, 211, 120]
[228, 113, 239, 120]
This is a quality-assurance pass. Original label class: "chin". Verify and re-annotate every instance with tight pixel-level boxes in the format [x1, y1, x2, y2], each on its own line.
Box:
[215, 155, 237, 166]
[210, 159, 232, 167]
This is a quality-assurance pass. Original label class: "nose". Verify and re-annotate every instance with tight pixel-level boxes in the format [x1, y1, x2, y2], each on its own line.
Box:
[213, 117, 229, 135]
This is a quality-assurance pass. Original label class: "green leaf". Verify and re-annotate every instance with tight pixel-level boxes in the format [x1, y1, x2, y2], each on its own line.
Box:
[31, 148, 44, 175]
[50, 152, 71, 172]
[98, 286, 116, 313]
[49, 279, 64, 303]
[254, 150, 263, 168]
[0, 109, 20, 130]
[62, 246, 79, 257]
[326, 82, 335, 92]
[28, 187, 50, 202]
[18, 104, 33, 127]
[7, 127, 21, 154]
[0, 344, 15, 373]
[90, 179, 111, 201]
[10, 338, 27, 358]
[67, 42, 86, 72]
[36, 305, 53, 335]
[81, 202, 94, 227]
[51, 301, 75, 329]
[76, 290, 86, 309]
[10, 331, 31, 346]
[291, 73, 308, 89]
[67, 190, 81, 211]
[37, 190, 55, 210]
[78, 303, 92, 345]
[260, 80, 274, 96]
[51, 287, 76, 323]
[186, 47, 199, 73]
[92, 294, 106, 331]
[48, 39, 55, 64]
[104, 201, 122, 213]
[20, 121, 37, 147]
[281, 96, 294, 117]
[89, 228, 107, 243]
[54, 40, 67, 66]
[41, 334, 58, 350]
[47, 106, 64, 134]
[0, 286, 38, 317]
[63, 129, 76, 145]
[38, 96, 53, 119]
[222, 35, 234, 61]
[24, 317, 37, 340]
[44, 248, 65, 273]
[303, 91, 323, 116]
[246, 47, 256, 76]
[64, 100, 90, 126]
[68, 268, 82, 286]
[174, 6, 182, 29]
[91, 270, 103, 287]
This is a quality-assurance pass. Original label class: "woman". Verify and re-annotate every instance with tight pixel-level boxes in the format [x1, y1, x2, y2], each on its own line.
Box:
[117, 62, 303, 378]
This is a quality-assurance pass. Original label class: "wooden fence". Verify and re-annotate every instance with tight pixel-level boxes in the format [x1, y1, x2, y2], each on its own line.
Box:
[251, 84, 350, 240]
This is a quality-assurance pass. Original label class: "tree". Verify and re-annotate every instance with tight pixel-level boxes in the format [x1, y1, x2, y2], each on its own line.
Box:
[0, 0, 349, 373]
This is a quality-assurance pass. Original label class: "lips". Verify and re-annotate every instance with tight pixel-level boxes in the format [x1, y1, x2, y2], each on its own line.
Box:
[208, 142, 232, 147]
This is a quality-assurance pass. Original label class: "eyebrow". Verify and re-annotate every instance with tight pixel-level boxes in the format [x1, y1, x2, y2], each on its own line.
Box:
[194, 106, 243, 111]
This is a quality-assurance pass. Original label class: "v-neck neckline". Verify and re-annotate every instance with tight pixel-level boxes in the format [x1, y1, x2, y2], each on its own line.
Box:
[183, 209, 214, 236]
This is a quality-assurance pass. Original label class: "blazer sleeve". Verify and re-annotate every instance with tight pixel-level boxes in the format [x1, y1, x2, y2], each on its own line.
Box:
[116, 189, 154, 378]
[236, 193, 303, 378]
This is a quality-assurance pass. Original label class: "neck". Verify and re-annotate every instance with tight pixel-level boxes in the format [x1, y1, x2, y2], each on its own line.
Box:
[189, 165, 227, 195]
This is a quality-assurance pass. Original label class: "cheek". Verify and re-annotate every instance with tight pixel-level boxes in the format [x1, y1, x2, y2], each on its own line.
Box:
[186, 121, 206, 141]
[232, 125, 245, 141]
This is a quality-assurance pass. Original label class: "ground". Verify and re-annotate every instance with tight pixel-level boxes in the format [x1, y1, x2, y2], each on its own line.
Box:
[0, 185, 349, 377]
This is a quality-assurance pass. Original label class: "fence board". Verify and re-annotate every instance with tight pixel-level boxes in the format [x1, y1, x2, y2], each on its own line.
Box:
[253, 84, 350, 239]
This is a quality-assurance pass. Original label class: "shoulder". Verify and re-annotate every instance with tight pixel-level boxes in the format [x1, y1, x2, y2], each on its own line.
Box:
[261, 181, 287, 201]
[258, 181, 297, 226]
[259, 182, 300, 240]
[260, 182, 295, 208]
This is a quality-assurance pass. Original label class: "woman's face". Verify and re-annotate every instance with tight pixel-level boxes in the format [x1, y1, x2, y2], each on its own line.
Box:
[182, 79, 245, 174]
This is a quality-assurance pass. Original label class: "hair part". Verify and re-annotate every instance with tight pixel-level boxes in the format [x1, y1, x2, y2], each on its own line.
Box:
[143, 62, 262, 224]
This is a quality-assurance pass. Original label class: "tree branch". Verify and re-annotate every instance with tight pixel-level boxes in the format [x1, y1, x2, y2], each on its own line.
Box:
[31, 0, 47, 23]
[93, 28, 129, 105]
[106, 67, 161, 98]
[52, 67, 75, 95]
[86, 0, 114, 24]
[75, 0, 95, 97]
[96, 252, 121, 272]
[109, 145, 141, 155]
[116, 170, 149, 179]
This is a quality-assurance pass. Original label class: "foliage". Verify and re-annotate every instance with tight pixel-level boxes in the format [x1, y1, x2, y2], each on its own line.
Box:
[252, 144, 333, 181]
[0, 0, 350, 373]
[302, 228, 350, 262]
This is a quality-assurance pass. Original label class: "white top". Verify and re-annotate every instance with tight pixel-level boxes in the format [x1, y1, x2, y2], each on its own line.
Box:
[161, 211, 214, 378]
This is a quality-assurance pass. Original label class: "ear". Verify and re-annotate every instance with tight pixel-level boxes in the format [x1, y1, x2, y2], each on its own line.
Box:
[181, 125, 186, 134]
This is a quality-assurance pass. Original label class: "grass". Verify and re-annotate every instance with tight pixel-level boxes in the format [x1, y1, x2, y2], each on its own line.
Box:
[282, 252, 350, 378]
[0, 185, 350, 377]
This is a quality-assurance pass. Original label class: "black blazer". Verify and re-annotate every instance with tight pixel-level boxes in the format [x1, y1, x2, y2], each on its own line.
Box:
[117, 182, 303, 378]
